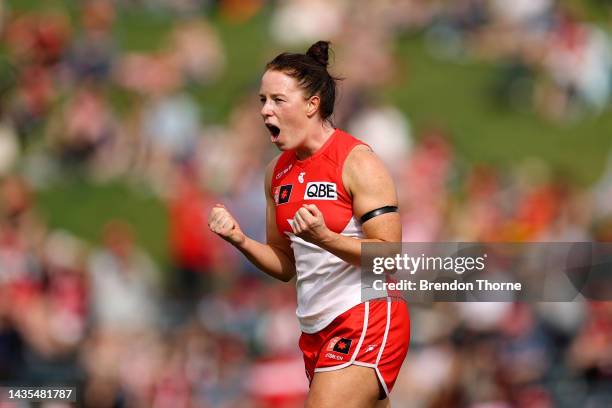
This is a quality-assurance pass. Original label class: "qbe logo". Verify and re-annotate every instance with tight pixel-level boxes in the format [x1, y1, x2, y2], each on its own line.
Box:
[304, 182, 337, 200]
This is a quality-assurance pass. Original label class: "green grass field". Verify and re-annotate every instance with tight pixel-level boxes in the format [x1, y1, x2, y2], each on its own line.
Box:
[8, 1, 611, 264]
[35, 181, 169, 265]
[386, 37, 612, 186]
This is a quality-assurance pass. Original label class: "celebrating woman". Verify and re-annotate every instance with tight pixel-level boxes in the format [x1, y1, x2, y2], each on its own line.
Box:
[208, 41, 409, 408]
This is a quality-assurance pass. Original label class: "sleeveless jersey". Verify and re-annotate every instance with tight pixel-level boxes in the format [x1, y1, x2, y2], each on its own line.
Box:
[271, 129, 368, 333]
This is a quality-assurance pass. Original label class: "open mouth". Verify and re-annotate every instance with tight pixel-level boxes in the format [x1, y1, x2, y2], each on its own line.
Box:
[266, 124, 281, 141]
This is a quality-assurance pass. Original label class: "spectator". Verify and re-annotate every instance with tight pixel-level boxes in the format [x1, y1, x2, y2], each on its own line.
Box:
[88, 220, 160, 331]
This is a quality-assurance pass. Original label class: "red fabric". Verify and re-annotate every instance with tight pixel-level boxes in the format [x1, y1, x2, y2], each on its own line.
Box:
[299, 299, 410, 397]
[271, 129, 367, 238]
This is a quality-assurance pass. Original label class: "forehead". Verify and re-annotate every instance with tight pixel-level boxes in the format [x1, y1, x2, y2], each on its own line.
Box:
[259, 70, 302, 95]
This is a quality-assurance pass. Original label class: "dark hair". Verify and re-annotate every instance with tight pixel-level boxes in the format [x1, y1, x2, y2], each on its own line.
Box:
[265, 41, 338, 122]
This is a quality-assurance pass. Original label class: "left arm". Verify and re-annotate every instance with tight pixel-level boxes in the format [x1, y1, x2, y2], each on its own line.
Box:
[290, 145, 401, 266]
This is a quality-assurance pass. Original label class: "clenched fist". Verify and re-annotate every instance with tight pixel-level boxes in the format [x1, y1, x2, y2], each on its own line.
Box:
[208, 204, 246, 246]
[291, 204, 333, 244]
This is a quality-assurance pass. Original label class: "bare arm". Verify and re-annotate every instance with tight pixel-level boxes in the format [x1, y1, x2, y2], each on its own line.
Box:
[290, 145, 400, 266]
[208, 158, 296, 282]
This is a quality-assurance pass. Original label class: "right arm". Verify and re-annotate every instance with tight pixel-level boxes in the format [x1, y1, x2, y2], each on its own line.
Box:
[208, 157, 296, 282]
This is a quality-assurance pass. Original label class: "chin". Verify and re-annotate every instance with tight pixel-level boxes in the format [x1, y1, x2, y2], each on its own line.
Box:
[273, 136, 294, 150]
[274, 142, 290, 151]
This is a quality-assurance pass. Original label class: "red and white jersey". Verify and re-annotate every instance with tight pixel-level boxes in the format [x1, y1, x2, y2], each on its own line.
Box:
[271, 129, 374, 333]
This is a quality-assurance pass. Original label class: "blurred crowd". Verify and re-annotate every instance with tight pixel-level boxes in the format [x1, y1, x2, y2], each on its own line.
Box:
[1, 0, 612, 407]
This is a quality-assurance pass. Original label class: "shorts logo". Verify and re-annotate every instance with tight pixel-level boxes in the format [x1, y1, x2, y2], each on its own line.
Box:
[325, 352, 344, 361]
[275, 184, 293, 205]
[304, 182, 337, 200]
[327, 337, 352, 355]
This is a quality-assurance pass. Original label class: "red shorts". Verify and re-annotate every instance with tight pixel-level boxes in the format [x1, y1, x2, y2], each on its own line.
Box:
[299, 298, 410, 398]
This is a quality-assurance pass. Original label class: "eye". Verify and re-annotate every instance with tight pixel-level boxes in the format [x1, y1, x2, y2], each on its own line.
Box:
[259, 97, 266, 104]
[274, 97, 285, 103]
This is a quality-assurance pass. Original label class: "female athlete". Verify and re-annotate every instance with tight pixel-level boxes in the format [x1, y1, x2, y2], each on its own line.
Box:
[208, 41, 410, 408]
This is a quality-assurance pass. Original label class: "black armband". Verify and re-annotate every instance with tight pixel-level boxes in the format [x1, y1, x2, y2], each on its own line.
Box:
[360, 206, 398, 224]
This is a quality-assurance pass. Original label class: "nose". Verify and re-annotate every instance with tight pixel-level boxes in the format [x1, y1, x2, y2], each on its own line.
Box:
[261, 100, 273, 118]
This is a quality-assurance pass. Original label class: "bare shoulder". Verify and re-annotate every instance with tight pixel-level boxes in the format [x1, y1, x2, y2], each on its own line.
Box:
[343, 144, 399, 238]
[343, 144, 394, 197]
[345, 145, 382, 171]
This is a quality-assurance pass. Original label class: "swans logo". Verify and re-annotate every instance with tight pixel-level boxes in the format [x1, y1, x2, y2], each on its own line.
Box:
[298, 172, 306, 184]
[327, 336, 352, 355]
[274, 184, 293, 205]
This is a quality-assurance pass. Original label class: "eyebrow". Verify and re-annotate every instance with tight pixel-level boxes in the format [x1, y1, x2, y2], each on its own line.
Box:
[258, 93, 287, 98]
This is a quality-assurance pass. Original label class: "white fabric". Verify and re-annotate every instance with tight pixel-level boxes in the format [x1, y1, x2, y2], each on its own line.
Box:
[287, 216, 365, 333]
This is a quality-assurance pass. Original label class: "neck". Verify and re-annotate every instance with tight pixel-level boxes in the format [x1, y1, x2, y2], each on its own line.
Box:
[295, 122, 335, 160]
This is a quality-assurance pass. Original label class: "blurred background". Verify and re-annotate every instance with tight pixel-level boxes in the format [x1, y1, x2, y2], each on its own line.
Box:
[1, 0, 612, 407]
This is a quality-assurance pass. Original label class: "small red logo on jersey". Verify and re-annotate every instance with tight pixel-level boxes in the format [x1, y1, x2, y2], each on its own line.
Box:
[276, 184, 293, 205]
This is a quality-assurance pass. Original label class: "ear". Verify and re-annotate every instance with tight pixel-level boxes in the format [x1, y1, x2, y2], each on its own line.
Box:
[306, 95, 320, 118]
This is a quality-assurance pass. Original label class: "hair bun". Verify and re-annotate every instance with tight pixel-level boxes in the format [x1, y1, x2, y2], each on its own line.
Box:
[306, 41, 330, 67]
